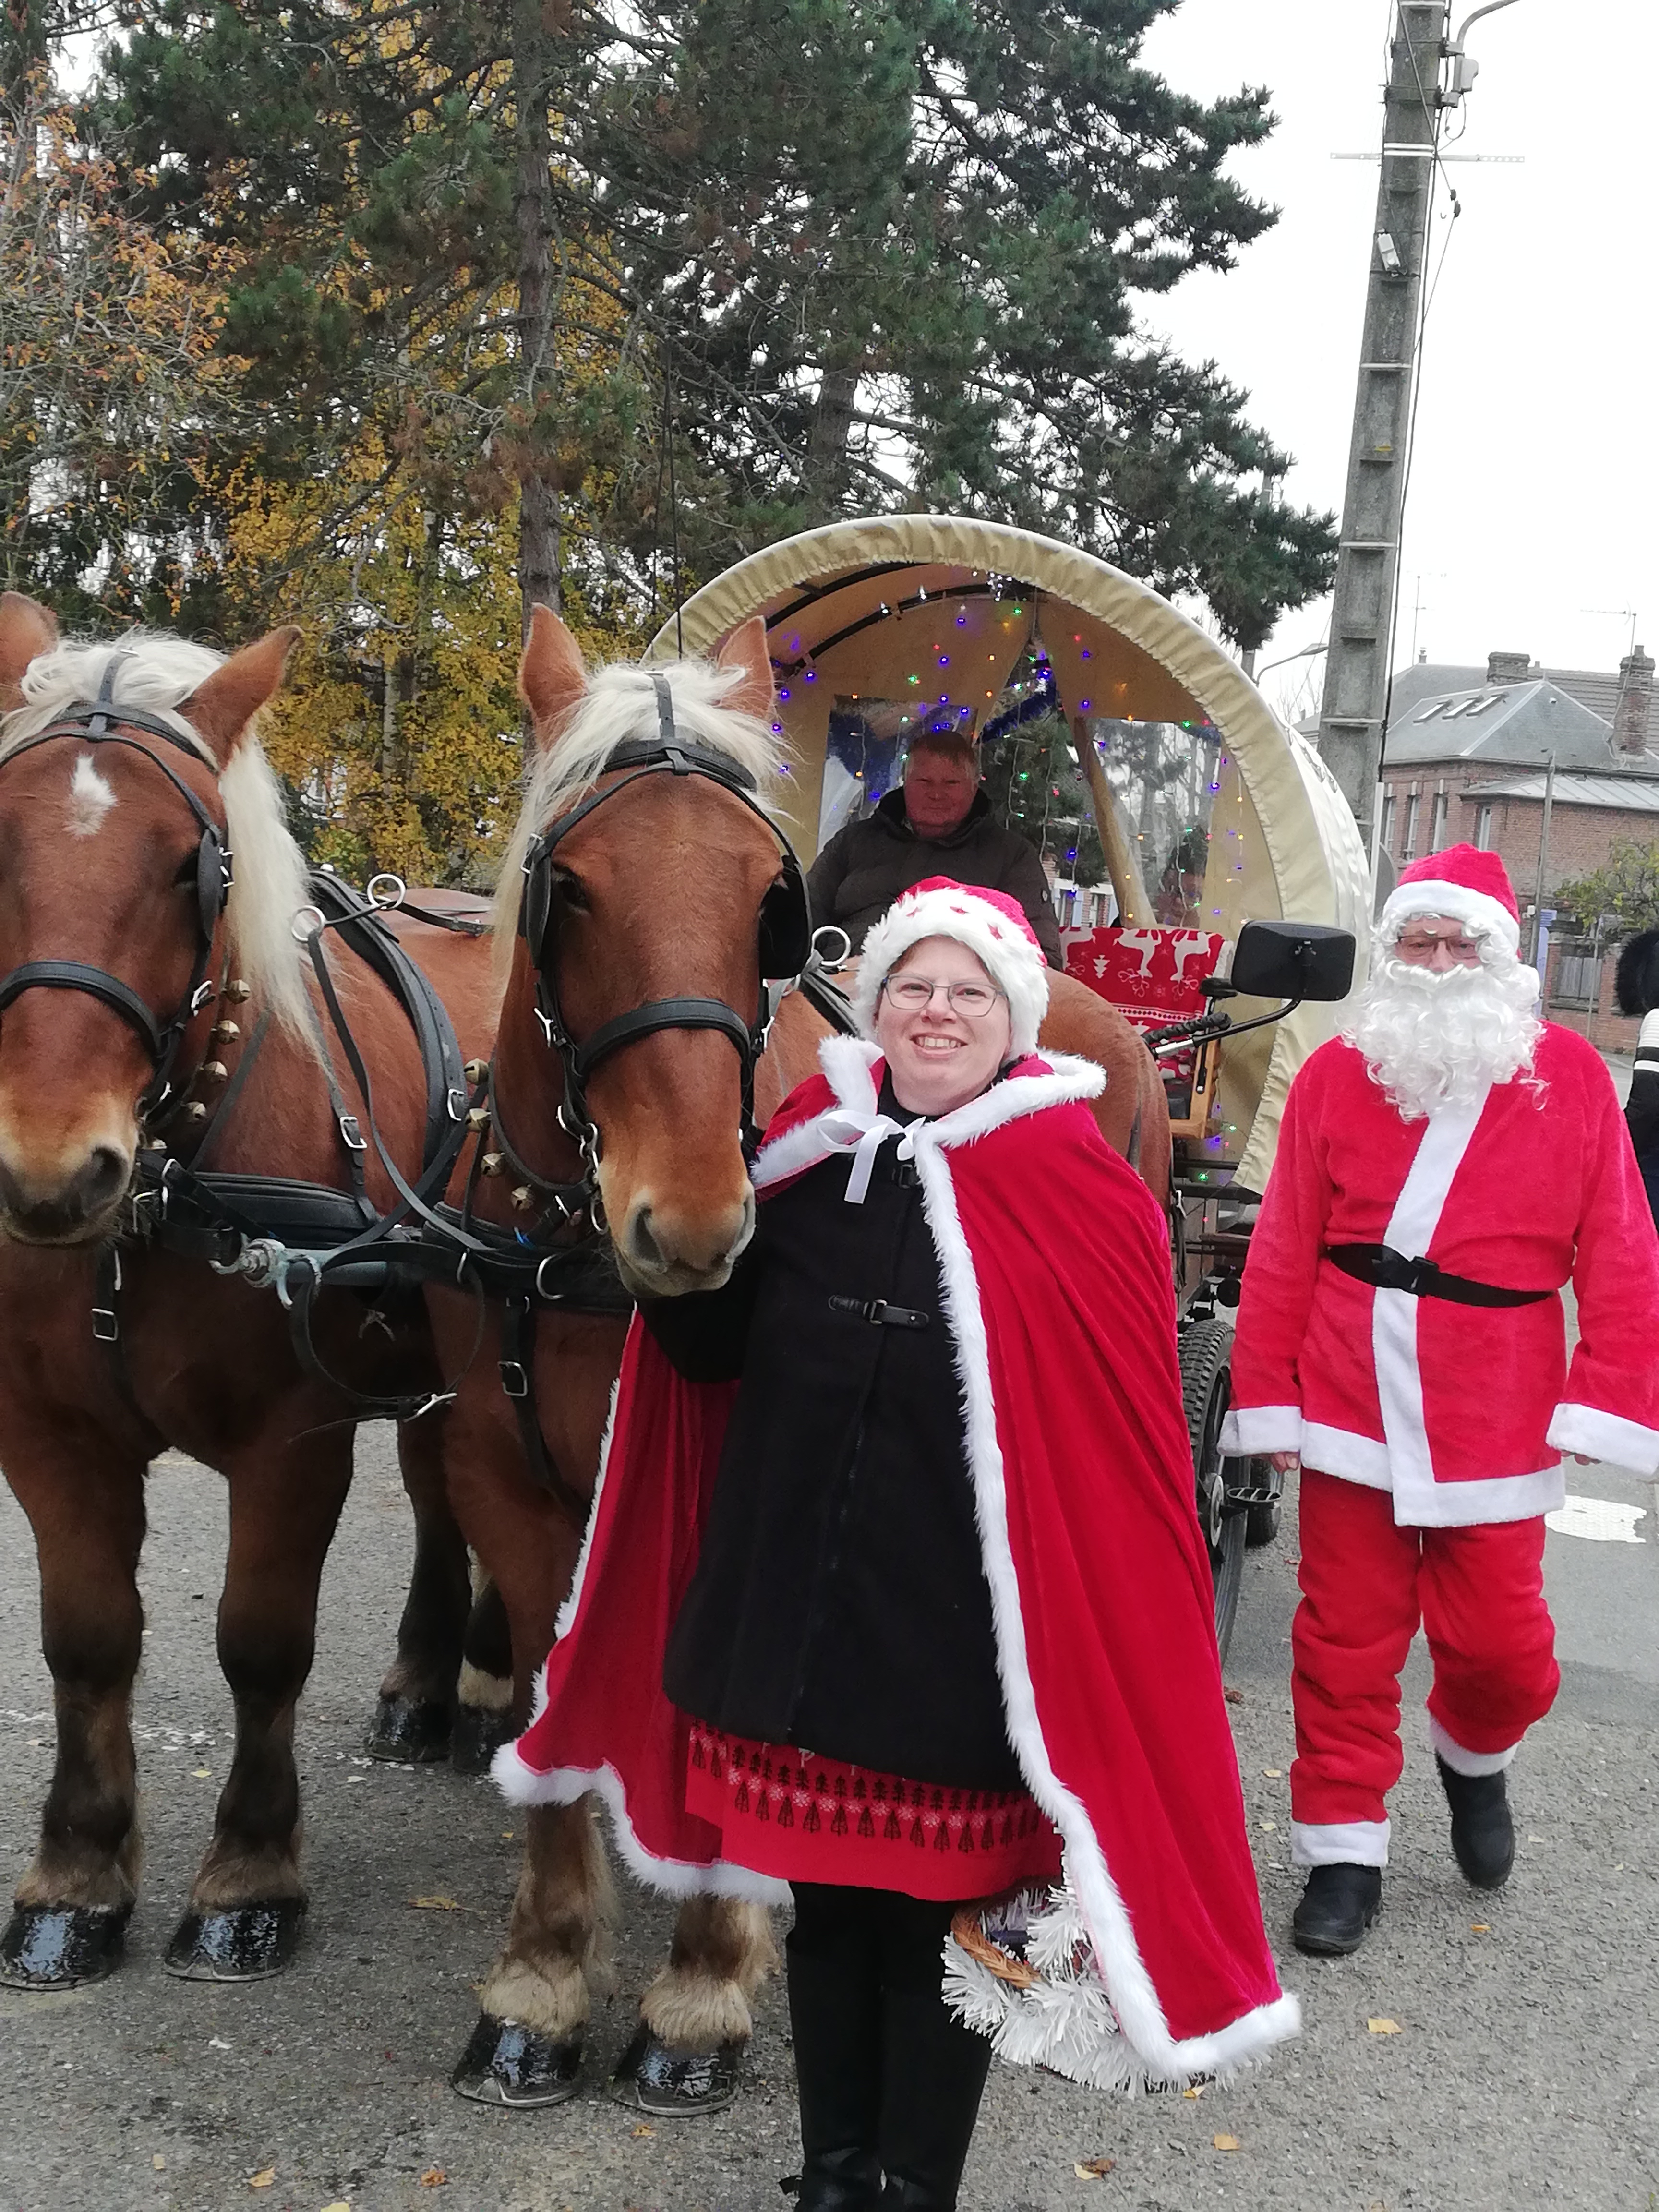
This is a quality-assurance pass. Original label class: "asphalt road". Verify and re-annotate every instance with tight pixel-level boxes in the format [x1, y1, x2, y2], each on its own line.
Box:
[0, 1424, 1655, 2212]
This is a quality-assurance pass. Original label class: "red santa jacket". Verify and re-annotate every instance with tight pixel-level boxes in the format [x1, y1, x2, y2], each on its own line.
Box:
[1221, 1024, 1659, 1525]
[500, 1035, 1298, 2090]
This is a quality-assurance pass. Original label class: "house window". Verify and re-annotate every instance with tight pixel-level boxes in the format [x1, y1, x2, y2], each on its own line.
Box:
[1380, 792, 1396, 854]
[1430, 790, 1448, 851]
[1476, 804, 1494, 851]
[1401, 792, 1420, 861]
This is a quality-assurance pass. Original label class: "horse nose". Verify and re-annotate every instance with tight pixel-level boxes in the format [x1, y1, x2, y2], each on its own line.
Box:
[618, 1187, 756, 1291]
[0, 1140, 132, 1240]
[627, 1203, 665, 1275]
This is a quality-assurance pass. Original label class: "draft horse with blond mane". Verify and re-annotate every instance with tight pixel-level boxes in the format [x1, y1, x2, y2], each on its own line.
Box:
[422, 607, 1168, 2114]
[0, 592, 496, 1988]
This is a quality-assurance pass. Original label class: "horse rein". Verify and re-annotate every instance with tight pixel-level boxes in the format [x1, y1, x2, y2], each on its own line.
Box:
[514, 674, 813, 1215]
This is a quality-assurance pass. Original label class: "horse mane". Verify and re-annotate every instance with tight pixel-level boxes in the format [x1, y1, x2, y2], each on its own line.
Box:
[490, 652, 787, 983]
[0, 633, 318, 1049]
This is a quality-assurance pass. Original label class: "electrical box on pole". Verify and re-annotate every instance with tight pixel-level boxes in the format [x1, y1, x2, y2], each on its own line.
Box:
[1316, 1, 1449, 852]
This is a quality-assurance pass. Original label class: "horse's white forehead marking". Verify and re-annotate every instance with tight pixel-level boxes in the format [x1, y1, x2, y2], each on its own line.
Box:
[68, 752, 117, 838]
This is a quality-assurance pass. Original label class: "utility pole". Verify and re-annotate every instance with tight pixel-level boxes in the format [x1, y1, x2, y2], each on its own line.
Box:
[1316, 2, 1449, 851]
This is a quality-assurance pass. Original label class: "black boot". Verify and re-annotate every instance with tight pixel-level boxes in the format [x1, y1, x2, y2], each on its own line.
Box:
[1436, 1755, 1515, 1890]
[784, 1905, 883, 2212]
[875, 1972, 994, 2210]
[1292, 1863, 1382, 1956]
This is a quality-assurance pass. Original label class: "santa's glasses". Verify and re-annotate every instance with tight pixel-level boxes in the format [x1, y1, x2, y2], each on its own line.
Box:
[882, 974, 1006, 1017]
[1393, 925, 1486, 967]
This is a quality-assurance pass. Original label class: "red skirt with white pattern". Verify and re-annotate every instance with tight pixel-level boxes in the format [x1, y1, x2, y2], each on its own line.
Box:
[685, 1721, 1062, 1901]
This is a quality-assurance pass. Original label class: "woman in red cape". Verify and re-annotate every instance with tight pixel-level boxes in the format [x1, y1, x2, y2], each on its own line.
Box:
[500, 879, 1296, 2208]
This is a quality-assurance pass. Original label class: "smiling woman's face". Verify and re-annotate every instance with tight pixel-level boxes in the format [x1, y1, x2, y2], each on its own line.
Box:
[873, 935, 1013, 1116]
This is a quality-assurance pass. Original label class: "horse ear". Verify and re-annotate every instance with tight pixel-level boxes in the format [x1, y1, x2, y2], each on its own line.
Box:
[715, 617, 774, 721]
[180, 627, 301, 757]
[519, 603, 589, 750]
[0, 592, 58, 711]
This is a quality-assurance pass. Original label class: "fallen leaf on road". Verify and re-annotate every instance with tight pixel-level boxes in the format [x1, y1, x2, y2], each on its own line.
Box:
[1470, 1923, 1490, 1935]
[409, 1895, 460, 1911]
[247, 2170, 276, 2191]
[631, 2123, 655, 2138]
[192, 1767, 211, 1779]
[1366, 2018, 1402, 2035]
[1262, 1768, 1283, 1779]
[1073, 2157, 1116, 2178]
[420, 2170, 447, 2187]
[1212, 2133, 1240, 2152]
[1223, 1688, 1243, 1706]
[152, 2156, 165, 2170]
[1182, 2084, 1205, 2099]
[320, 2202, 351, 2211]
[1259, 1819, 1277, 1832]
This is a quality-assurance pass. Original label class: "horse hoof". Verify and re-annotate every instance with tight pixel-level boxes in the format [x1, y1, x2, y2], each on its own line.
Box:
[450, 1704, 515, 1777]
[364, 1693, 454, 1763]
[451, 2012, 584, 2107]
[609, 2024, 745, 2117]
[163, 1899, 305, 1981]
[0, 1902, 131, 1990]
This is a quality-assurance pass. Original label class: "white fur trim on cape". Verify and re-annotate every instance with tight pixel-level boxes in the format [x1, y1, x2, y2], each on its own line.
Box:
[1291, 1819, 1390, 1870]
[553, 1371, 623, 1642]
[1379, 881, 1521, 956]
[912, 1130, 1299, 2087]
[1428, 1713, 1518, 1777]
[852, 885, 1051, 1057]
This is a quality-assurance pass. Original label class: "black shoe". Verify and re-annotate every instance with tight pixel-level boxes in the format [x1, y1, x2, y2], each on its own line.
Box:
[1292, 1863, 1382, 1956]
[1436, 1755, 1515, 1890]
[785, 1933, 883, 2212]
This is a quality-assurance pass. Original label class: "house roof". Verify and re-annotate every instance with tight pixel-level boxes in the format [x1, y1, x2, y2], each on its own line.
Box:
[1460, 771, 1659, 812]
[1295, 660, 1646, 748]
[1382, 678, 1632, 770]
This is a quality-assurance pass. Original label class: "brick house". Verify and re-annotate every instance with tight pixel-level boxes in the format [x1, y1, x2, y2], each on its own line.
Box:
[1373, 646, 1659, 1046]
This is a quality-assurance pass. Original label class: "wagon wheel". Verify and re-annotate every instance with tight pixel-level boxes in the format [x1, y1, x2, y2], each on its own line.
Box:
[1179, 1319, 1246, 1664]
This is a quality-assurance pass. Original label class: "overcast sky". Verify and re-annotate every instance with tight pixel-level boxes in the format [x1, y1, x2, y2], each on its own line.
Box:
[1134, 0, 1656, 722]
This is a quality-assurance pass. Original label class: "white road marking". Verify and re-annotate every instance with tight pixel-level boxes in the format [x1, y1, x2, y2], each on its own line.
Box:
[1545, 1494, 1647, 1544]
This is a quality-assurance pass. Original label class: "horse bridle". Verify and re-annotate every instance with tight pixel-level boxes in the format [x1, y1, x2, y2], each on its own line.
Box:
[0, 652, 233, 1126]
[515, 675, 813, 1205]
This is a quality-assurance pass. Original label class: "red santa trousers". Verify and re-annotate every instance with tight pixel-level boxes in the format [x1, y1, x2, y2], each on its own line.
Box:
[1290, 1470, 1560, 1867]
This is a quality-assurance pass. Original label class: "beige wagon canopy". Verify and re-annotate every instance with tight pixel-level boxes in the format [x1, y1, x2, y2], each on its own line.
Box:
[648, 514, 1369, 1191]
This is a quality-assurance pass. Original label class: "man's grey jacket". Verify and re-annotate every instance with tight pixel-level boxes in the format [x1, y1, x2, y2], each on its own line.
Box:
[804, 788, 1063, 968]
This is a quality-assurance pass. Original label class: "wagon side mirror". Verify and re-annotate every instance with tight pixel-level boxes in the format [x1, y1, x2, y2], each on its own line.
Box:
[1226, 920, 1356, 1004]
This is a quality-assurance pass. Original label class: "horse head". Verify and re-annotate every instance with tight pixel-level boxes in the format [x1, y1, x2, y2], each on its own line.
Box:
[495, 608, 799, 1298]
[0, 593, 302, 1246]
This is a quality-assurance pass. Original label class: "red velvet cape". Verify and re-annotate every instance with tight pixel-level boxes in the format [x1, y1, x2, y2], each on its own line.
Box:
[499, 1035, 1298, 2084]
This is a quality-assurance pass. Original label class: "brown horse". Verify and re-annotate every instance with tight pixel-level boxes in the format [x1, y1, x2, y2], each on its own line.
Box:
[424, 606, 1170, 2116]
[0, 592, 496, 1989]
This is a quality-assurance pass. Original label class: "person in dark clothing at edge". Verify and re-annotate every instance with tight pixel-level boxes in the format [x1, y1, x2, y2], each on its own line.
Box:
[805, 727, 1064, 968]
[1615, 927, 1659, 1225]
[499, 878, 1296, 2208]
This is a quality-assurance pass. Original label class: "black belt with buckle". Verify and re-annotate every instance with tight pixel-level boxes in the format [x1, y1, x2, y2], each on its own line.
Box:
[1323, 1244, 1551, 1308]
[829, 1295, 931, 1329]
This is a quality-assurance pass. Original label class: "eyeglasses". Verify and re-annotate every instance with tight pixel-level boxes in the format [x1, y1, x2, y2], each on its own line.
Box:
[882, 974, 1005, 1018]
[1395, 929, 1485, 966]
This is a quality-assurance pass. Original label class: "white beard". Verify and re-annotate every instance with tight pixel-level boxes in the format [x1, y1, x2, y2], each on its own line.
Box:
[1342, 950, 1544, 1120]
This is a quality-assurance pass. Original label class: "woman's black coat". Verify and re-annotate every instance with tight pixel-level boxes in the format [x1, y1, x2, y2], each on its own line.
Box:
[641, 1092, 1021, 1793]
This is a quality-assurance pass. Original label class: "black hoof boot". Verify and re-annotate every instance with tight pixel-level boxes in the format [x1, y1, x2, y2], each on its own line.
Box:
[364, 1693, 454, 1764]
[0, 1902, 132, 1990]
[610, 2024, 744, 2117]
[450, 1704, 515, 1777]
[163, 1899, 306, 1981]
[1292, 1863, 1382, 1956]
[1437, 1755, 1515, 1890]
[451, 2013, 584, 2107]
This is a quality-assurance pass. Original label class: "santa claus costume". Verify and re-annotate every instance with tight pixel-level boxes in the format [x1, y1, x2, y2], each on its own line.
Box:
[1222, 845, 1659, 1954]
[499, 879, 1297, 2209]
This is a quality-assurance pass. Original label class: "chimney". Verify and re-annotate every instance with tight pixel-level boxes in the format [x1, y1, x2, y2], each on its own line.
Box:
[1486, 649, 1531, 686]
[1615, 645, 1655, 757]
